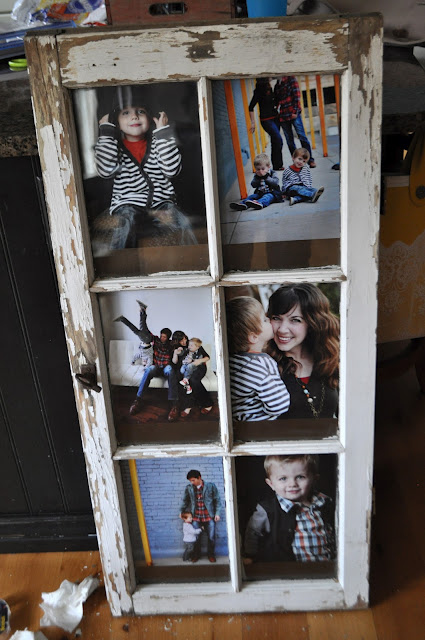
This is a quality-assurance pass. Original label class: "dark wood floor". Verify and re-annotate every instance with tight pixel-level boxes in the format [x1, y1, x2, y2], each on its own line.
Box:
[0, 363, 424, 638]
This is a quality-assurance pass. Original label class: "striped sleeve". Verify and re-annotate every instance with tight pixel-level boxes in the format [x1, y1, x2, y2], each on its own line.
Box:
[152, 129, 182, 178]
[299, 166, 312, 188]
[95, 133, 121, 178]
[229, 354, 290, 421]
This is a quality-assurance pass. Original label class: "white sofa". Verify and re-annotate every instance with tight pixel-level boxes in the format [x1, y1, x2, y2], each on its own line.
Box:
[108, 340, 217, 390]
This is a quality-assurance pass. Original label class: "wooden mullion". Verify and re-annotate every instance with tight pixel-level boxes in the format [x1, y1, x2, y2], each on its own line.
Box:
[198, 77, 223, 281]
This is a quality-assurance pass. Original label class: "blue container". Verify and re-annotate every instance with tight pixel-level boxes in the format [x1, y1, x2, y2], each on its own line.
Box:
[246, 0, 287, 17]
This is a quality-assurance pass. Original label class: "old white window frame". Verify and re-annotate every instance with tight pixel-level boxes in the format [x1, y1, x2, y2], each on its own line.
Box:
[26, 14, 382, 615]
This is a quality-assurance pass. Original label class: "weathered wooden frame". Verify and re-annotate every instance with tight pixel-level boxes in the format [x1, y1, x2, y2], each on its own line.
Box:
[25, 14, 382, 615]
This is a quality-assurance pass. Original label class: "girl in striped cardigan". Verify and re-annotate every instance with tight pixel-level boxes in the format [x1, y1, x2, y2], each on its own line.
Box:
[92, 87, 196, 256]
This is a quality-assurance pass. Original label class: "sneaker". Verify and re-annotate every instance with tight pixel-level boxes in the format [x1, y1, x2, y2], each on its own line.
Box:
[129, 396, 142, 416]
[248, 200, 263, 210]
[179, 378, 189, 387]
[311, 186, 324, 203]
[289, 197, 296, 206]
[309, 160, 317, 168]
[229, 202, 248, 211]
[185, 385, 192, 394]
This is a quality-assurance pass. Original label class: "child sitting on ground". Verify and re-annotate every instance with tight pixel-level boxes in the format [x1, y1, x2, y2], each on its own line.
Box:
[281, 148, 324, 206]
[181, 512, 203, 561]
[179, 337, 210, 394]
[226, 297, 290, 421]
[243, 454, 335, 563]
[230, 153, 282, 211]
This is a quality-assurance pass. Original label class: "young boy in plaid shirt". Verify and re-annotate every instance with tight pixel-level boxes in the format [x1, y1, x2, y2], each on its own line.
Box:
[243, 455, 335, 564]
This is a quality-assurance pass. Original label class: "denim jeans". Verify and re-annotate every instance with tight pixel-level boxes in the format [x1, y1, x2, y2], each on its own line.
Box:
[136, 364, 178, 402]
[243, 192, 279, 208]
[287, 184, 317, 204]
[180, 362, 197, 379]
[260, 117, 283, 169]
[192, 519, 216, 558]
[280, 114, 314, 163]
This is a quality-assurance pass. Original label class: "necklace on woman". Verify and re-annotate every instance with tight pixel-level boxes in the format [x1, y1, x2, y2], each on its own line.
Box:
[295, 377, 325, 418]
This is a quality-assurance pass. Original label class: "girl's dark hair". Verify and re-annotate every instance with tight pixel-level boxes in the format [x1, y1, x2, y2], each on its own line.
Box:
[266, 283, 339, 389]
[109, 86, 153, 133]
[171, 330, 188, 348]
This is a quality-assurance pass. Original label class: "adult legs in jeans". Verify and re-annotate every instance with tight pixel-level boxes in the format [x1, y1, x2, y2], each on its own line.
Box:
[192, 521, 202, 560]
[280, 115, 314, 164]
[130, 364, 162, 415]
[191, 520, 216, 560]
[136, 364, 161, 398]
[204, 519, 217, 558]
[260, 118, 284, 169]
[163, 364, 178, 404]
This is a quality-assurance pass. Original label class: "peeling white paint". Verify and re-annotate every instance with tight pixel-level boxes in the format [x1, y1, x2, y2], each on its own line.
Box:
[29, 16, 381, 617]
[58, 20, 349, 86]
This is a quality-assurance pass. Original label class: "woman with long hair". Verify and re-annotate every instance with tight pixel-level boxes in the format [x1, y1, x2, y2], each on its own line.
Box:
[266, 283, 339, 419]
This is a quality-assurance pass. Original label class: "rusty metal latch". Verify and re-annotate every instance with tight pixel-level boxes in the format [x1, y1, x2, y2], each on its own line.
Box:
[75, 364, 102, 393]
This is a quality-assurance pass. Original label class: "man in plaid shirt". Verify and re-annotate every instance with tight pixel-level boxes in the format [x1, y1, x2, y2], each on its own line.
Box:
[130, 327, 180, 421]
[275, 76, 316, 168]
[180, 469, 222, 563]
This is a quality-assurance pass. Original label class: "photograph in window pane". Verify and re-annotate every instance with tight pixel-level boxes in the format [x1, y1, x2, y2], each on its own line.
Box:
[236, 454, 337, 581]
[99, 289, 219, 445]
[225, 283, 339, 441]
[121, 456, 229, 583]
[213, 75, 341, 272]
[72, 82, 209, 278]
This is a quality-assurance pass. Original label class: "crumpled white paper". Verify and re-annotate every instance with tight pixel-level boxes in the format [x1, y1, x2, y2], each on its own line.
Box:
[39, 575, 99, 632]
[10, 631, 48, 640]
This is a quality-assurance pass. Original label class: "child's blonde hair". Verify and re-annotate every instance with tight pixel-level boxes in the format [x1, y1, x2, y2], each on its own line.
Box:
[254, 153, 271, 168]
[292, 147, 310, 162]
[189, 337, 202, 347]
[264, 454, 319, 478]
[226, 297, 264, 354]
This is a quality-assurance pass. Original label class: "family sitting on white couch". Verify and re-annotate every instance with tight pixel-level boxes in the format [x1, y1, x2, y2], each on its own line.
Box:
[111, 301, 216, 422]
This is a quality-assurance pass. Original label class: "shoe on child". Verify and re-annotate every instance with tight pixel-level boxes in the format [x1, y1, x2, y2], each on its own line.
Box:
[248, 200, 263, 210]
[230, 202, 248, 211]
[289, 197, 296, 206]
[179, 378, 189, 387]
[311, 186, 324, 203]
[186, 385, 192, 394]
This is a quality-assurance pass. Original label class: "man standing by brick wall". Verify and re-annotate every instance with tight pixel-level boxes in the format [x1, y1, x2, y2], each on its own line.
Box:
[180, 469, 222, 563]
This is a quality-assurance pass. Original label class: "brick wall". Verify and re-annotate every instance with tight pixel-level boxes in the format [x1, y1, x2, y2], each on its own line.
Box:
[122, 457, 228, 560]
